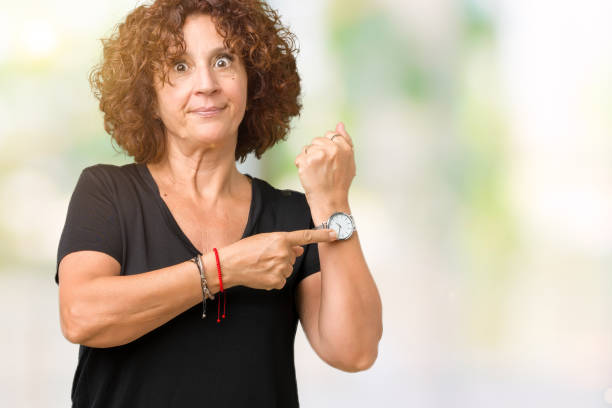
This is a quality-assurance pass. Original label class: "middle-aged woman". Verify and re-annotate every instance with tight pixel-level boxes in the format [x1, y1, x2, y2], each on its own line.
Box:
[55, 0, 382, 406]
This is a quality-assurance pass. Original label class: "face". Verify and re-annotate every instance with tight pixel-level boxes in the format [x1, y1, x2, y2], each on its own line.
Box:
[154, 13, 248, 150]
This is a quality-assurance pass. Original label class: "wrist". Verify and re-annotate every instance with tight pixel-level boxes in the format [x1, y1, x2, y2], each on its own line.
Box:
[308, 201, 351, 226]
[202, 250, 233, 294]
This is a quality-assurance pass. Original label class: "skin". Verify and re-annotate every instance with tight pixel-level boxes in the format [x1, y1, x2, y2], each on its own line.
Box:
[294, 122, 382, 371]
[58, 13, 382, 372]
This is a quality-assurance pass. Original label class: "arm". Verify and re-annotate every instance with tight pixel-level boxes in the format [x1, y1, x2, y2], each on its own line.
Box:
[296, 203, 382, 373]
[58, 250, 225, 348]
[294, 122, 382, 372]
[59, 230, 335, 349]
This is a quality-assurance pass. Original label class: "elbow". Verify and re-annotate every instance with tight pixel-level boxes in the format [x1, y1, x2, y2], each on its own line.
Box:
[60, 303, 97, 346]
[341, 324, 383, 372]
[327, 346, 379, 373]
[351, 347, 379, 372]
[60, 314, 85, 345]
[320, 325, 383, 373]
[61, 304, 133, 349]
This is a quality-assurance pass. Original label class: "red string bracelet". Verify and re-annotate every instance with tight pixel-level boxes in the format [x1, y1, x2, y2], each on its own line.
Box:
[212, 248, 226, 323]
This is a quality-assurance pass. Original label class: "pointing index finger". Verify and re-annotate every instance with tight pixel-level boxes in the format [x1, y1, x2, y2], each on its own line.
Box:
[286, 228, 338, 246]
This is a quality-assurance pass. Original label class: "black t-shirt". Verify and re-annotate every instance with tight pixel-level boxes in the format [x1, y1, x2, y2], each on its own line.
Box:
[55, 163, 321, 408]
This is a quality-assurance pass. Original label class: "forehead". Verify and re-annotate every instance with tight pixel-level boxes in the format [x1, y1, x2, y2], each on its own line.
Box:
[181, 13, 225, 52]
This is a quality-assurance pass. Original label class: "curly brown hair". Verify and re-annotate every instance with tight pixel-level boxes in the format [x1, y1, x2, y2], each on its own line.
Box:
[89, 0, 301, 163]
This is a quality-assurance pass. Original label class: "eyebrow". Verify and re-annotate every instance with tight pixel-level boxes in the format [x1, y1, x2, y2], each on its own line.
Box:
[182, 46, 234, 58]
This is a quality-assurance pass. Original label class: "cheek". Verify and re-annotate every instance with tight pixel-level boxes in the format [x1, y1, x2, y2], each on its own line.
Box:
[155, 88, 171, 114]
[229, 67, 248, 108]
[156, 89, 184, 120]
[234, 81, 249, 113]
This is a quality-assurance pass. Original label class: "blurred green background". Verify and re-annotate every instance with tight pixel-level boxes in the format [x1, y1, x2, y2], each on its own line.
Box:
[1, 0, 611, 406]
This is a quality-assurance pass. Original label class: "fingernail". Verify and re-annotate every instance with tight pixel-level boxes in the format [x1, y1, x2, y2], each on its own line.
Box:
[329, 230, 337, 239]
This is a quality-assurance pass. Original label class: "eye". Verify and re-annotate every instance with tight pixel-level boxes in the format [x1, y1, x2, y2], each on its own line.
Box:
[214, 53, 234, 69]
[173, 61, 189, 73]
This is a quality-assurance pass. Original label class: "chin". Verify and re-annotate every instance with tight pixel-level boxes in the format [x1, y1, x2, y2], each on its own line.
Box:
[187, 125, 237, 143]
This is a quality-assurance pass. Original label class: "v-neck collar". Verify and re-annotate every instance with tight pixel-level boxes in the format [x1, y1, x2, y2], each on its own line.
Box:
[136, 162, 259, 256]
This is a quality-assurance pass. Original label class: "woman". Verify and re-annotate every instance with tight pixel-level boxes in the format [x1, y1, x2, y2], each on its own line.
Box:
[55, 0, 382, 406]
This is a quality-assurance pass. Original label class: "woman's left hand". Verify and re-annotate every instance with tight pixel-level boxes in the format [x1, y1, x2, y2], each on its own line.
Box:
[294, 122, 356, 208]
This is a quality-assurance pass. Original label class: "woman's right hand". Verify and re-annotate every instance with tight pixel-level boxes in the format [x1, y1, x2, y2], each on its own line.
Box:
[217, 229, 337, 290]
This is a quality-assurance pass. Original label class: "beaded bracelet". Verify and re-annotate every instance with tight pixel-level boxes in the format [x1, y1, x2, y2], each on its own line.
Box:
[190, 254, 214, 319]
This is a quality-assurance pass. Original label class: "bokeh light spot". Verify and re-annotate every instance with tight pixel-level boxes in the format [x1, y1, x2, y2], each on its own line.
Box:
[21, 20, 57, 59]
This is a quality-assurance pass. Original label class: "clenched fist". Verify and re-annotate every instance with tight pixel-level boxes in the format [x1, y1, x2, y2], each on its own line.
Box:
[294, 122, 356, 208]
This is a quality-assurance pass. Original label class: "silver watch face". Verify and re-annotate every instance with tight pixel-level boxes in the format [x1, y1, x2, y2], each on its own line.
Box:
[328, 212, 354, 240]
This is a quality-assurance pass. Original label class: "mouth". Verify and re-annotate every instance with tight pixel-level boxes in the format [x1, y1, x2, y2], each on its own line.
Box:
[190, 105, 226, 117]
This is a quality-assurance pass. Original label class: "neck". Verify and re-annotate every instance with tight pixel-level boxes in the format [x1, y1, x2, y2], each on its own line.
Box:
[147, 134, 245, 204]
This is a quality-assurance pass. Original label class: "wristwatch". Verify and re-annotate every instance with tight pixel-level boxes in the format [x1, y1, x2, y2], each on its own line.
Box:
[315, 211, 356, 240]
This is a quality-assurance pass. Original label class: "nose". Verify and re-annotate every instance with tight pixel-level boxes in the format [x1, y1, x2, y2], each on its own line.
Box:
[193, 65, 220, 95]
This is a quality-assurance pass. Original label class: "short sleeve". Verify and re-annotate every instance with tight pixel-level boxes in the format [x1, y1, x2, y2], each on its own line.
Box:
[294, 207, 321, 285]
[55, 167, 123, 285]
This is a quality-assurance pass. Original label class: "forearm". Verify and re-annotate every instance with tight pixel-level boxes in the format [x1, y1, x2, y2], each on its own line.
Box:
[310, 203, 383, 366]
[72, 253, 225, 348]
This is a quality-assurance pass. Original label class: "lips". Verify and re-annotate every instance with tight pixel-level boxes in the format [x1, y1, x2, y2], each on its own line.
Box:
[189, 105, 227, 118]
[190, 105, 226, 117]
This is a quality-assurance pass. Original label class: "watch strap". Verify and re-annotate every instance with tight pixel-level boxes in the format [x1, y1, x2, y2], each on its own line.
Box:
[314, 221, 328, 230]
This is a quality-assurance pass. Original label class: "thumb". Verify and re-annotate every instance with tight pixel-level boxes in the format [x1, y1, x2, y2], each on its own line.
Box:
[292, 245, 305, 257]
[336, 121, 353, 148]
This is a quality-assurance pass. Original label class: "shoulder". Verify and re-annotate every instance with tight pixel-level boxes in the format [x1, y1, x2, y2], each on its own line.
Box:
[81, 163, 139, 180]
[255, 177, 309, 212]
[252, 177, 314, 229]
[78, 163, 142, 192]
